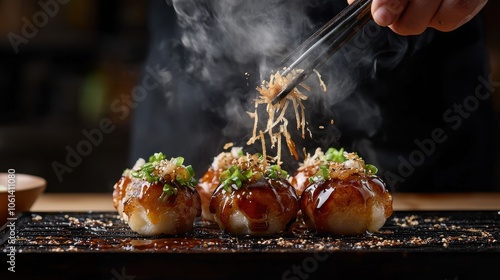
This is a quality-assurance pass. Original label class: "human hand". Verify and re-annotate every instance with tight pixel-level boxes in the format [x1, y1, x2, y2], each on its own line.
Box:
[347, 0, 489, 35]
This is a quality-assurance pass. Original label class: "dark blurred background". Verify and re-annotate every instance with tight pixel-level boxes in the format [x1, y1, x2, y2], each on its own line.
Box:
[1, 0, 499, 193]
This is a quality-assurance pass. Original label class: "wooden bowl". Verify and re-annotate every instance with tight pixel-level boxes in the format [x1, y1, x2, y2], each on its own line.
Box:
[0, 173, 46, 226]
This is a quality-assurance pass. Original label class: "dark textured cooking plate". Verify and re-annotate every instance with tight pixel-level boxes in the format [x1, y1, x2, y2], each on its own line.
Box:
[1, 210, 499, 279]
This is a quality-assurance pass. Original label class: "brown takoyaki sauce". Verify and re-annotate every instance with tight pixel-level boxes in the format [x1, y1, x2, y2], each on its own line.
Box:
[112, 153, 201, 235]
[197, 147, 244, 222]
[209, 178, 299, 233]
[122, 179, 200, 227]
[301, 174, 393, 234]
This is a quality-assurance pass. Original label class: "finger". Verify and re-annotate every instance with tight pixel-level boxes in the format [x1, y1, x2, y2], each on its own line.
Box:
[429, 0, 489, 32]
[372, 0, 410, 27]
[390, 0, 443, 35]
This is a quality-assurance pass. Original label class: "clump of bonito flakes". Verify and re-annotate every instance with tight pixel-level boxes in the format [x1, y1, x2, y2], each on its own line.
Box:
[247, 68, 326, 164]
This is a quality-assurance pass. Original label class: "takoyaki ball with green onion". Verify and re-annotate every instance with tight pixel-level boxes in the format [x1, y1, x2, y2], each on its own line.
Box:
[113, 153, 201, 236]
[209, 154, 300, 236]
[298, 148, 393, 235]
[197, 147, 244, 222]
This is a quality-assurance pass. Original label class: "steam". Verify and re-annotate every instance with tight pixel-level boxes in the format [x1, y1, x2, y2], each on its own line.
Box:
[172, 0, 311, 84]
[164, 0, 436, 166]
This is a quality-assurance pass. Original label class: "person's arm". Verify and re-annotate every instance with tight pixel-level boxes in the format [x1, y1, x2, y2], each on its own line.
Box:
[348, 0, 488, 35]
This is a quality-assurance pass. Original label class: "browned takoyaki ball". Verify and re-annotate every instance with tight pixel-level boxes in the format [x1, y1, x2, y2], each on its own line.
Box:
[301, 174, 392, 235]
[113, 153, 201, 236]
[208, 153, 299, 236]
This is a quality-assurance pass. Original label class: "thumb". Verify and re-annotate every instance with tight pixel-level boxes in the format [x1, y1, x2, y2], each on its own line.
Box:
[371, 0, 409, 26]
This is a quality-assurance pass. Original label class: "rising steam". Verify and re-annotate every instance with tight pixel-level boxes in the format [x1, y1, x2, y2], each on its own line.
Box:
[163, 0, 436, 168]
[171, 0, 313, 83]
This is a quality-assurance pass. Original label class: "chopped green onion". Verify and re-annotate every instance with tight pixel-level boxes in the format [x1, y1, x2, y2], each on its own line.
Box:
[132, 153, 197, 188]
[266, 165, 288, 179]
[184, 165, 198, 187]
[324, 147, 346, 163]
[142, 162, 155, 172]
[308, 165, 330, 183]
[186, 165, 195, 177]
[149, 152, 166, 163]
[176, 166, 197, 188]
[131, 162, 159, 183]
[243, 169, 254, 179]
[159, 184, 178, 202]
[176, 176, 186, 186]
[219, 167, 232, 182]
[170, 157, 184, 166]
[219, 166, 253, 193]
[365, 164, 378, 175]
[132, 152, 166, 182]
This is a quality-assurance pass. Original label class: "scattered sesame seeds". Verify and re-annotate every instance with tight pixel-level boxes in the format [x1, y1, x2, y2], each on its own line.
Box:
[3, 212, 500, 253]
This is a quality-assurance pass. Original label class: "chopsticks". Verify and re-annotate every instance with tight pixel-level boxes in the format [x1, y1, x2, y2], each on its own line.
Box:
[271, 0, 373, 104]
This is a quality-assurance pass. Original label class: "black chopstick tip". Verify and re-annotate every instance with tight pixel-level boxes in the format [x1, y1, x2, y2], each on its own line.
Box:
[271, 88, 289, 105]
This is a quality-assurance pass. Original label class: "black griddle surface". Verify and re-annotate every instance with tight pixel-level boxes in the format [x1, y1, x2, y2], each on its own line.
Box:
[1, 210, 499, 253]
[1, 211, 499, 280]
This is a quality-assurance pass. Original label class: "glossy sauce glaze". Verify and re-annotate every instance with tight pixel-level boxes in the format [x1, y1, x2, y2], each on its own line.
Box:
[113, 176, 201, 235]
[300, 174, 393, 235]
[209, 178, 300, 236]
[197, 147, 243, 222]
[290, 165, 318, 196]
[197, 167, 220, 222]
[112, 175, 130, 217]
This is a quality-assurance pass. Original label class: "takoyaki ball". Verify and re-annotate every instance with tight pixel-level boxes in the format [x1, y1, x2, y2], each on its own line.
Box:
[209, 154, 300, 236]
[301, 174, 393, 235]
[197, 147, 243, 222]
[298, 148, 393, 235]
[113, 153, 201, 236]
